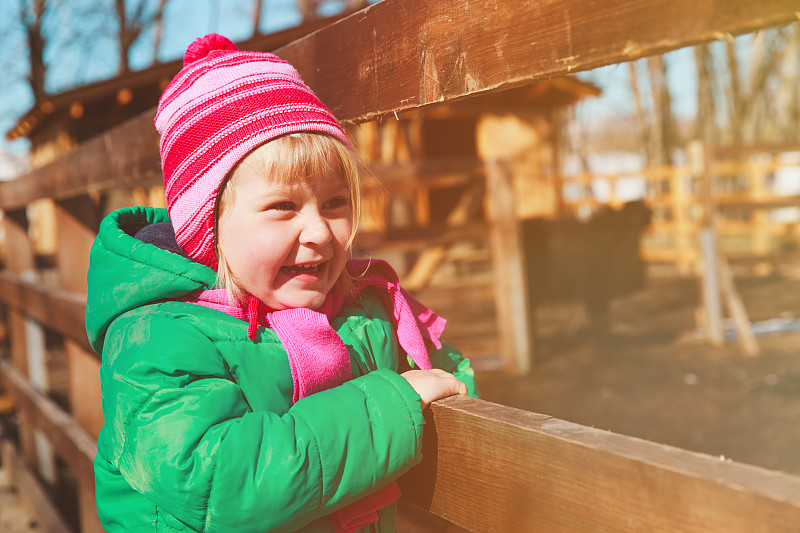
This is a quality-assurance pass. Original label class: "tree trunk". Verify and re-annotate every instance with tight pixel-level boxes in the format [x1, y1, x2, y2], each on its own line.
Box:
[777, 23, 800, 142]
[694, 43, 716, 144]
[21, 0, 48, 102]
[728, 29, 786, 145]
[647, 55, 674, 166]
[116, 0, 132, 74]
[628, 60, 648, 160]
[298, 0, 317, 21]
[152, 0, 169, 63]
[116, 0, 169, 74]
[725, 39, 743, 146]
[252, 0, 263, 36]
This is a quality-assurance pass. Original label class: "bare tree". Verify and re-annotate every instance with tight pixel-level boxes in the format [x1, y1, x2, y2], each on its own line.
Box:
[647, 55, 675, 166]
[151, 0, 168, 63]
[725, 39, 742, 145]
[252, 0, 264, 36]
[776, 24, 800, 142]
[115, 0, 169, 74]
[17, 0, 49, 103]
[694, 43, 716, 144]
[724, 28, 790, 145]
[297, 0, 317, 21]
[628, 60, 648, 160]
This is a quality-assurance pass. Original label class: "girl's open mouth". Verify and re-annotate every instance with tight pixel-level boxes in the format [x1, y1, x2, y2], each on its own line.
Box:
[282, 263, 324, 275]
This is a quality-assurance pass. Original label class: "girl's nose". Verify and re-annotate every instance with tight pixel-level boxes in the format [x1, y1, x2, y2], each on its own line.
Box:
[298, 209, 333, 246]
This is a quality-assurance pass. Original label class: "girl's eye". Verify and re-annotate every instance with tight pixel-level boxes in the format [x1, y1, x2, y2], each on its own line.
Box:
[268, 201, 295, 212]
[325, 196, 349, 209]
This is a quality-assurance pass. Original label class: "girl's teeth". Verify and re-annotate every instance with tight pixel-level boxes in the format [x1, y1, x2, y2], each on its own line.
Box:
[285, 264, 321, 274]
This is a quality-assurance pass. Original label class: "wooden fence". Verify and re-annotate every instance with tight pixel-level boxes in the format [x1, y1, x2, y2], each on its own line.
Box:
[1, 1, 800, 532]
[559, 148, 800, 272]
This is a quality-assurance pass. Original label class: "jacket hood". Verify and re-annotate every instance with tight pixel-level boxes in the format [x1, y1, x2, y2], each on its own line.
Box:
[85, 206, 217, 354]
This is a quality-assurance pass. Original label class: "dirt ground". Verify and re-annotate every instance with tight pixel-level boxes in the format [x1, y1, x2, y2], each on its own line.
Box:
[476, 262, 800, 476]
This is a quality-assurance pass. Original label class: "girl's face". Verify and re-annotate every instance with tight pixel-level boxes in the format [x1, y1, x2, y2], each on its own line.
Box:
[217, 151, 353, 311]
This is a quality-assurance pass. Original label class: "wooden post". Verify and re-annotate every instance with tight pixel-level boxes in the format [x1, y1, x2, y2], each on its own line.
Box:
[353, 121, 380, 163]
[477, 113, 541, 373]
[689, 141, 724, 347]
[380, 119, 399, 164]
[2, 211, 56, 485]
[2, 209, 39, 469]
[53, 194, 104, 533]
[671, 168, 693, 274]
[718, 258, 760, 357]
[414, 186, 431, 227]
[484, 160, 532, 374]
[749, 162, 771, 274]
[147, 185, 168, 209]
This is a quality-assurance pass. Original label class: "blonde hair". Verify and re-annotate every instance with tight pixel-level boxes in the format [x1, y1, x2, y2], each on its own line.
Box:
[214, 133, 362, 304]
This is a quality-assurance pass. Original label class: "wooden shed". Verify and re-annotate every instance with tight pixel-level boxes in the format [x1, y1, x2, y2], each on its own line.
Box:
[353, 77, 600, 226]
[348, 77, 600, 371]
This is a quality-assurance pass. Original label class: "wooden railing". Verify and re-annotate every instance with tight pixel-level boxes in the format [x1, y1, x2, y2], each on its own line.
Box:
[1, 1, 800, 532]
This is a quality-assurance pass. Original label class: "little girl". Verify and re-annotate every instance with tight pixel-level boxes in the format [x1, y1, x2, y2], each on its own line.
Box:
[86, 34, 477, 533]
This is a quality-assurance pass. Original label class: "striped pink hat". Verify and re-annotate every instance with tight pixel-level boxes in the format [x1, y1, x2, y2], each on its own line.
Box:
[155, 33, 350, 270]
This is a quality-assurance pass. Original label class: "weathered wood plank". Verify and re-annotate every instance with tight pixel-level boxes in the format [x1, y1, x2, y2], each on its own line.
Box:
[2, 211, 40, 472]
[1, 0, 797, 209]
[0, 109, 161, 211]
[0, 273, 92, 355]
[401, 396, 800, 533]
[6, 350, 800, 532]
[0, 360, 97, 477]
[279, 0, 800, 123]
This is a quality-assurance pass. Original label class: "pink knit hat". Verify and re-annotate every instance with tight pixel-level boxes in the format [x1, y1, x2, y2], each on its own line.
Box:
[155, 33, 350, 270]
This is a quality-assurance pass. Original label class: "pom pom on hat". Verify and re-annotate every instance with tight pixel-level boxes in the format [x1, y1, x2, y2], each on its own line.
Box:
[183, 33, 240, 67]
[156, 33, 350, 270]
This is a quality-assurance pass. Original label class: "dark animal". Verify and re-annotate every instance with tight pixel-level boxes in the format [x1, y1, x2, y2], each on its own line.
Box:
[522, 200, 652, 341]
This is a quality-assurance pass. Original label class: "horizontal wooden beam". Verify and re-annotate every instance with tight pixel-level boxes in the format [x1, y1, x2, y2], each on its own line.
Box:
[5, 352, 800, 532]
[713, 144, 800, 158]
[0, 360, 97, 477]
[2, 0, 797, 209]
[279, 0, 800, 124]
[718, 195, 800, 212]
[0, 273, 93, 355]
[401, 395, 800, 532]
[0, 109, 162, 211]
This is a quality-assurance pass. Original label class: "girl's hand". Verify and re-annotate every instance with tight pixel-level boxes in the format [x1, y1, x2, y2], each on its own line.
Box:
[401, 369, 468, 409]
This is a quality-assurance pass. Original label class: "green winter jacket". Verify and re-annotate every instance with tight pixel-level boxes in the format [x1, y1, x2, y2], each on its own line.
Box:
[86, 206, 478, 533]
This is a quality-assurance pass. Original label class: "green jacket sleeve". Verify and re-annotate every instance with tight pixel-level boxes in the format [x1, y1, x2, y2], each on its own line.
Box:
[99, 310, 425, 533]
[427, 342, 480, 399]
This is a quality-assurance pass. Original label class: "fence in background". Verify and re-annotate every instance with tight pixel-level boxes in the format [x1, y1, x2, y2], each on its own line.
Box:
[559, 147, 800, 272]
[1, 1, 800, 532]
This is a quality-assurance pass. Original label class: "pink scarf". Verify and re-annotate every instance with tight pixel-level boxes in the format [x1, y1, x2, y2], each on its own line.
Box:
[190, 259, 444, 532]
